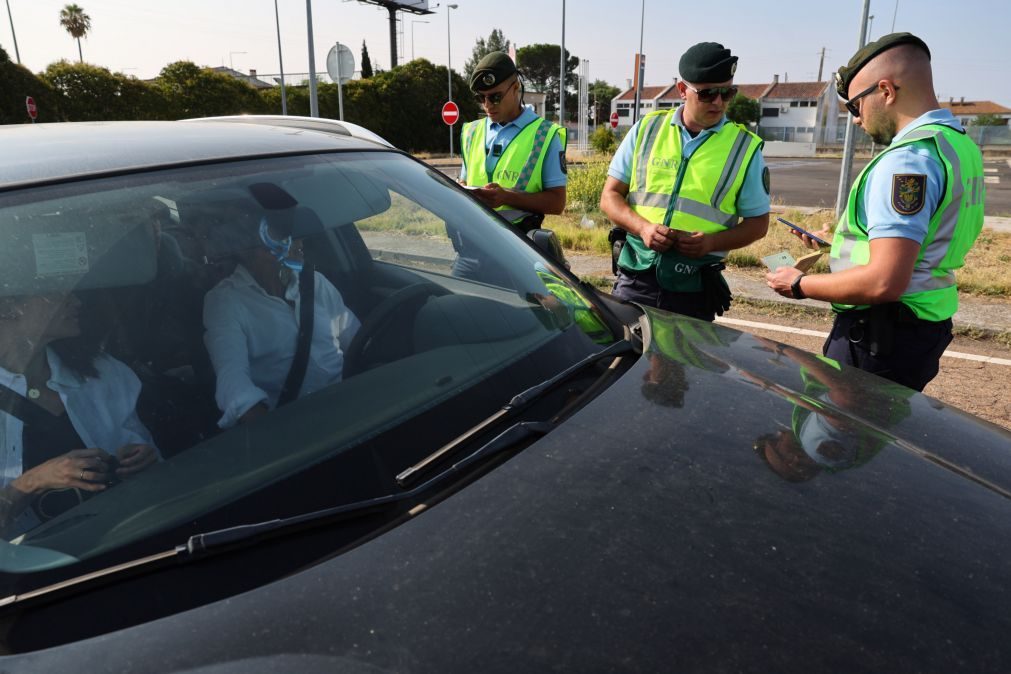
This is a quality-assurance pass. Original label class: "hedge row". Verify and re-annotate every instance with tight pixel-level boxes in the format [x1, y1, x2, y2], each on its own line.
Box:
[0, 57, 480, 153]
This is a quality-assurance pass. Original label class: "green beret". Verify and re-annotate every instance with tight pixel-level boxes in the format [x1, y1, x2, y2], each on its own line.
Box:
[470, 51, 517, 91]
[835, 32, 931, 98]
[679, 42, 738, 84]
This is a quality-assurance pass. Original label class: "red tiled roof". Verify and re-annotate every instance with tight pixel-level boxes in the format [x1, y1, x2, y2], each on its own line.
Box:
[761, 81, 829, 99]
[736, 84, 770, 100]
[941, 100, 1011, 115]
[615, 84, 678, 101]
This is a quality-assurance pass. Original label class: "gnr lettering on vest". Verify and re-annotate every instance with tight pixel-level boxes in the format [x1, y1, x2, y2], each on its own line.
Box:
[498, 169, 520, 182]
[650, 157, 678, 170]
[673, 262, 698, 275]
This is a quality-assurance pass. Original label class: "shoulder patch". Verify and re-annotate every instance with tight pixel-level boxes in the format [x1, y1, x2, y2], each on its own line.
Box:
[762, 166, 771, 195]
[559, 150, 567, 174]
[891, 174, 926, 215]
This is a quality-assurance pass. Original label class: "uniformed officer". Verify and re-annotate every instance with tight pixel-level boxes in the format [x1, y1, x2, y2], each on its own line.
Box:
[459, 51, 567, 232]
[600, 41, 771, 322]
[766, 33, 985, 392]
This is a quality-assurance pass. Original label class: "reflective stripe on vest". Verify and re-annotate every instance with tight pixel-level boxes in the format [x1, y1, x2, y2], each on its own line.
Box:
[462, 116, 567, 223]
[829, 123, 985, 320]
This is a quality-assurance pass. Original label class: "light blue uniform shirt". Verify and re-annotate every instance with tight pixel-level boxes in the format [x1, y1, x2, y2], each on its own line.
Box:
[459, 105, 567, 189]
[858, 109, 962, 243]
[608, 108, 770, 218]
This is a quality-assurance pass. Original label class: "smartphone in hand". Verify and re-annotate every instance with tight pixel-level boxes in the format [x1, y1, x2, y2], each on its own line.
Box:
[777, 217, 831, 248]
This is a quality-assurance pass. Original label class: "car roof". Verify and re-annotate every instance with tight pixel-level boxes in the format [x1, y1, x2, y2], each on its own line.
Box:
[0, 120, 397, 190]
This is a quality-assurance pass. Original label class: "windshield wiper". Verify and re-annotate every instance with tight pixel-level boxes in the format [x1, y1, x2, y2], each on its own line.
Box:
[396, 339, 634, 486]
[0, 419, 557, 611]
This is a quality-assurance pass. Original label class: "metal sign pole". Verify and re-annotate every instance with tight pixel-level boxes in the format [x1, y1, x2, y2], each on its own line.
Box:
[835, 0, 872, 218]
[337, 45, 345, 120]
[306, 0, 319, 118]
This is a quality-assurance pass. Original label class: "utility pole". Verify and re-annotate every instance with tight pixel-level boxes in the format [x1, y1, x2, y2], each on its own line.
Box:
[835, 0, 872, 219]
[446, 4, 458, 158]
[274, 0, 288, 115]
[4, 0, 20, 64]
[632, 0, 645, 125]
[817, 47, 826, 81]
[559, 0, 565, 124]
[306, 0, 319, 117]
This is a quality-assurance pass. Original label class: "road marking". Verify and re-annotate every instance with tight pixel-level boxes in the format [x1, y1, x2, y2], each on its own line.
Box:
[985, 167, 998, 173]
[1006, 159, 1011, 169]
[984, 176, 1000, 184]
[767, 161, 819, 170]
[716, 316, 1011, 367]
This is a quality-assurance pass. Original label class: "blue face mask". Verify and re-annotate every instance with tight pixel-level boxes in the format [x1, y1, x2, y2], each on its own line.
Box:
[259, 218, 303, 273]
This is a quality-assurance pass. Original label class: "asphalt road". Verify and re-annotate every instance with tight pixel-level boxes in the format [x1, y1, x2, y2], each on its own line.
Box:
[766, 157, 1011, 215]
[432, 157, 1011, 216]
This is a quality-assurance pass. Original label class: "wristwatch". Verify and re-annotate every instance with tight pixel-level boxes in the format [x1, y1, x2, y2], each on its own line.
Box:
[790, 273, 807, 300]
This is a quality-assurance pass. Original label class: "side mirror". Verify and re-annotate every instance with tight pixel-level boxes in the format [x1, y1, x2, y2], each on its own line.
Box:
[526, 229, 569, 269]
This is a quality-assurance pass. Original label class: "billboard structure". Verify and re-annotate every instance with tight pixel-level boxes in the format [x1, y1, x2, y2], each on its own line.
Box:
[356, 1, 434, 69]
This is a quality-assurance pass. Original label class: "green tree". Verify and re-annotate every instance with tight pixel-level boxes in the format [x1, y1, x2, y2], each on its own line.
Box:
[0, 59, 62, 123]
[361, 40, 374, 78]
[970, 113, 1005, 126]
[463, 28, 510, 80]
[41, 61, 171, 121]
[59, 4, 92, 63]
[515, 43, 578, 121]
[155, 61, 266, 119]
[726, 93, 760, 126]
[589, 79, 619, 126]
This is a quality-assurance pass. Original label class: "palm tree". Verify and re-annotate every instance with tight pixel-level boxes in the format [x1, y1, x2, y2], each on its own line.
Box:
[59, 4, 91, 63]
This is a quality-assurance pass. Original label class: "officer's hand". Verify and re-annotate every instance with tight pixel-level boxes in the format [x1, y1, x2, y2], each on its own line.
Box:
[474, 183, 509, 209]
[765, 266, 805, 298]
[790, 227, 832, 251]
[640, 222, 678, 252]
[674, 231, 712, 258]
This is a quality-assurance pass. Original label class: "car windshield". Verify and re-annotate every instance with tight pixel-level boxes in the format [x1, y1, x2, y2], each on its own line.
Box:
[0, 149, 617, 590]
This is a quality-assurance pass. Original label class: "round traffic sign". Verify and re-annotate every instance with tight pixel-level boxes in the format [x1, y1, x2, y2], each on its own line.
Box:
[442, 101, 460, 126]
[25, 96, 38, 121]
[609, 111, 619, 129]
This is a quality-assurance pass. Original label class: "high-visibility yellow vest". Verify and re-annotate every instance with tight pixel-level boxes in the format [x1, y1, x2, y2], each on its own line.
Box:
[618, 110, 762, 290]
[461, 115, 567, 224]
[830, 123, 985, 321]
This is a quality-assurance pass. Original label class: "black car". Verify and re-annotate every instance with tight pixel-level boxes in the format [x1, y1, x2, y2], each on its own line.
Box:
[0, 119, 1009, 673]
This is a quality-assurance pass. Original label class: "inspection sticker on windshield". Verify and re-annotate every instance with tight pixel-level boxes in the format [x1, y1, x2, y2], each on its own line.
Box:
[32, 232, 89, 276]
[761, 251, 796, 271]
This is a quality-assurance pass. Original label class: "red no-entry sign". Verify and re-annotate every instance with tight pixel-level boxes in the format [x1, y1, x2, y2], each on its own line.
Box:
[609, 111, 619, 129]
[25, 96, 38, 122]
[442, 101, 460, 126]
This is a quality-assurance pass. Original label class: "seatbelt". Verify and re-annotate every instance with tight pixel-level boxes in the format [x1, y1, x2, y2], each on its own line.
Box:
[278, 261, 316, 407]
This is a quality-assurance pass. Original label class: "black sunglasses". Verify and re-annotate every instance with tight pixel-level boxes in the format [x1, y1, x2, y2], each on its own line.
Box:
[685, 84, 738, 103]
[473, 81, 516, 105]
[843, 82, 897, 117]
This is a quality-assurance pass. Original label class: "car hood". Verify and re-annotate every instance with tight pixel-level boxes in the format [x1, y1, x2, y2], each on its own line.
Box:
[7, 309, 1011, 672]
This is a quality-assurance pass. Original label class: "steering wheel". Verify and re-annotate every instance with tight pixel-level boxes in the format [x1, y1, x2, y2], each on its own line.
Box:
[343, 281, 451, 377]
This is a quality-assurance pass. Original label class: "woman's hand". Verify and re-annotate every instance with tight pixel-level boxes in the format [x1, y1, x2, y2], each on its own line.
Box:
[115, 444, 158, 478]
[12, 448, 115, 495]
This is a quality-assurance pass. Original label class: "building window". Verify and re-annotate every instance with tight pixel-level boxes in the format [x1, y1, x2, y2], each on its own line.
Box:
[790, 101, 800, 107]
[762, 108, 780, 117]
[617, 103, 630, 109]
[618, 108, 629, 117]
[658, 101, 673, 108]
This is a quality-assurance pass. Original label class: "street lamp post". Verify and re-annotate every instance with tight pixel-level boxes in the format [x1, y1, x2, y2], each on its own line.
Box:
[411, 20, 429, 61]
[446, 3, 458, 159]
[559, 0, 565, 125]
[306, 0, 319, 118]
[4, 0, 20, 64]
[274, 0, 288, 115]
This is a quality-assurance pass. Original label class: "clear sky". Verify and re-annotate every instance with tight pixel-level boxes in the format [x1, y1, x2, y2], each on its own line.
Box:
[3, 0, 1009, 105]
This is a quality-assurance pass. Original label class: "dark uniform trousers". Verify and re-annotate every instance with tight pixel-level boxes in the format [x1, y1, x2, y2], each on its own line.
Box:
[823, 306, 953, 392]
[612, 269, 716, 323]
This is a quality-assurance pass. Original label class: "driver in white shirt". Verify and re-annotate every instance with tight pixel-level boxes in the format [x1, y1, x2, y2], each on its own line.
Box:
[203, 213, 360, 428]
